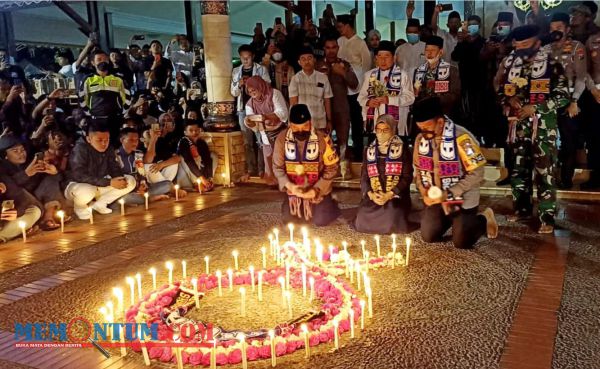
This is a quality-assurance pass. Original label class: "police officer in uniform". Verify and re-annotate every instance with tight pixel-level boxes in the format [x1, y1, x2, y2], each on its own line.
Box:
[548, 12, 588, 189]
[497, 25, 570, 234]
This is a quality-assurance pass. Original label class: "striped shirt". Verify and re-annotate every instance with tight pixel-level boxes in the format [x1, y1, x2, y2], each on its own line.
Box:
[288, 70, 333, 129]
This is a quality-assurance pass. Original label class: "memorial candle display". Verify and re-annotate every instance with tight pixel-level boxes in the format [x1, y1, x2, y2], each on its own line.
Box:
[149, 267, 157, 290]
[135, 273, 142, 299]
[174, 184, 180, 201]
[18, 221, 26, 243]
[216, 270, 222, 296]
[406, 237, 412, 266]
[56, 210, 65, 232]
[144, 192, 149, 210]
[204, 256, 210, 274]
[375, 235, 381, 257]
[88, 206, 94, 224]
[166, 261, 174, 285]
[227, 268, 233, 291]
[232, 250, 239, 270]
[261, 246, 267, 269]
[118, 199, 125, 216]
[181, 260, 187, 280]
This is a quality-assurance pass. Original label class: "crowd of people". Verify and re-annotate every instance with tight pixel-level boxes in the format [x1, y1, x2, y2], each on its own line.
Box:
[1, 1, 599, 245]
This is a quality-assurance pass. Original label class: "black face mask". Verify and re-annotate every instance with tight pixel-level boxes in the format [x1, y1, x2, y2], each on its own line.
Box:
[549, 30, 564, 43]
[293, 130, 311, 141]
[96, 61, 110, 72]
[515, 46, 538, 61]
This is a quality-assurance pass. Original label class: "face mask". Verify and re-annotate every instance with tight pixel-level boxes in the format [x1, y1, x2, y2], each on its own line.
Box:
[550, 30, 564, 43]
[293, 130, 311, 141]
[407, 33, 420, 44]
[426, 56, 440, 65]
[514, 46, 538, 61]
[96, 61, 110, 72]
[468, 24, 480, 36]
[376, 133, 392, 145]
[272, 52, 283, 62]
[497, 25, 511, 37]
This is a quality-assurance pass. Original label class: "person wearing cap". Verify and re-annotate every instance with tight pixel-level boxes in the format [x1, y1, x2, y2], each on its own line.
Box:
[289, 46, 333, 132]
[395, 18, 426, 78]
[452, 15, 486, 137]
[0, 173, 42, 243]
[548, 12, 588, 190]
[497, 24, 569, 234]
[570, 2, 600, 44]
[413, 36, 461, 123]
[272, 104, 341, 226]
[358, 40, 415, 141]
[0, 134, 68, 231]
[412, 97, 497, 249]
[353, 114, 413, 234]
[431, 6, 461, 65]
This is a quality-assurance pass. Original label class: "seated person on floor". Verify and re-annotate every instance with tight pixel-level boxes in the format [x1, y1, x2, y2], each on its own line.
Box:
[143, 113, 186, 199]
[176, 120, 215, 192]
[272, 104, 341, 226]
[63, 121, 136, 220]
[0, 174, 42, 243]
[413, 97, 498, 249]
[116, 127, 172, 205]
[0, 134, 70, 231]
[354, 114, 413, 235]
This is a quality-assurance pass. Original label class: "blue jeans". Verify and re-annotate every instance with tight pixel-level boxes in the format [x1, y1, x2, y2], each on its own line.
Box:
[121, 180, 172, 205]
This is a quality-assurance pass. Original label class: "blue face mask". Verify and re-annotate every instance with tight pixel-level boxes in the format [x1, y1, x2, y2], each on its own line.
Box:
[497, 25, 510, 37]
[468, 24, 480, 36]
[407, 33, 420, 44]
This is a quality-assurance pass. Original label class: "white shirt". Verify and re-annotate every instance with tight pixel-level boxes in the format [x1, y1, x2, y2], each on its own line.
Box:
[169, 49, 195, 77]
[245, 89, 289, 145]
[289, 70, 333, 129]
[435, 29, 458, 66]
[338, 34, 373, 94]
[357, 66, 415, 135]
[395, 41, 426, 80]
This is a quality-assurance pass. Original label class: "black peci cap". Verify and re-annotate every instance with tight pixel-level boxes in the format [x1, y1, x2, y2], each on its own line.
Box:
[426, 35, 444, 48]
[289, 104, 312, 124]
[512, 24, 540, 41]
[413, 97, 444, 123]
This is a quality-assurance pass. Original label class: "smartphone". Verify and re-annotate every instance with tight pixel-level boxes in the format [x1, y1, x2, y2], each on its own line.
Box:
[462, 21, 468, 32]
[43, 108, 54, 116]
[440, 4, 453, 11]
[1, 200, 14, 212]
[275, 17, 282, 25]
[34, 152, 44, 162]
[154, 54, 161, 62]
[151, 123, 160, 131]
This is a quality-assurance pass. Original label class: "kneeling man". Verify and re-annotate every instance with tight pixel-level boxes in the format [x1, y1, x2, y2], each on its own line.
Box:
[413, 97, 498, 249]
[273, 104, 341, 226]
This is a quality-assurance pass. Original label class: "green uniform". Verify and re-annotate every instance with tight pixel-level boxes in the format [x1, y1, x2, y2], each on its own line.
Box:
[498, 45, 570, 225]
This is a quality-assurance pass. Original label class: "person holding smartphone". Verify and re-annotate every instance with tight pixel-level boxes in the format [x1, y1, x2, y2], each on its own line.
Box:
[0, 174, 42, 243]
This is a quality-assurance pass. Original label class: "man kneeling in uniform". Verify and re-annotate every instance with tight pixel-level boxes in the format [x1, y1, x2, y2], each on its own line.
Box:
[273, 104, 341, 226]
[413, 97, 498, 249]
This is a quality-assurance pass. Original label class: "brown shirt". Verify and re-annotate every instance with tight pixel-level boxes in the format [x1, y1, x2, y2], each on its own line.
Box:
[316, 58, 359, 115]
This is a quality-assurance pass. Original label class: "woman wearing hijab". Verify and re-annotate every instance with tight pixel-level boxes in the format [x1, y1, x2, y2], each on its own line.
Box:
[244, 76, 288, 186]
[354, 115, 413, 234]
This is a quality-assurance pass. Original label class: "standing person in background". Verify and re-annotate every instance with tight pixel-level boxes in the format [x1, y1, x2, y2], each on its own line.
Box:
[127, 44, 148, 94]
[365, 29, 381, 67]
[165, 35, 195, 79]
[231, 44, 271, 180]
[336, 14, 372, 163]
[431, 6, 461, 65]
[395, 17, 426, 79]
[146, 40, 173, 92]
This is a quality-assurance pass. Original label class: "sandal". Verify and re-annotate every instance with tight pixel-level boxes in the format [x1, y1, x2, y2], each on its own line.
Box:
[39, 219, 60, 231]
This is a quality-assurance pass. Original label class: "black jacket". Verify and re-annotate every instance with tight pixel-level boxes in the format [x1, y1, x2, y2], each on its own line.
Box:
[65, 138, 125, 188]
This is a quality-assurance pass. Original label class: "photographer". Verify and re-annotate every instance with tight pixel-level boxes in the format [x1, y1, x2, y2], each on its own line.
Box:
[0, 134, 68, 231]
[0, 174, 42, 243]
[0, 76, 30, 138]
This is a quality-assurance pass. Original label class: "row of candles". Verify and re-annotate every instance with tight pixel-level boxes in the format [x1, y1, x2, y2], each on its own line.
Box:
[98, 224, 411, 367]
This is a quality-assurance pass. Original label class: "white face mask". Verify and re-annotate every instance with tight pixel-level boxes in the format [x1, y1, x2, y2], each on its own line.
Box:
[272, 52, 283, 62]
[426, 55, 440, 66]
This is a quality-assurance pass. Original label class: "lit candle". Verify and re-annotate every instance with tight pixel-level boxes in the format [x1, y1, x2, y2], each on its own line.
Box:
[268, 330, 276, 367]
[309, 276, 315, 301]
[119, 324, 127, 356]
[88, 206, 94, 224]
[364, 250, 370, 263]
[333, 319, 339, 350]
[391, 233, 397, 248]
[366, 287, 373, 318]
[375, 235, 381, 257]
[328, 244, 334, 264]
[174, 184, 180, 201]
[257, 271, 263, 301]
[315, 241, 323, 263]
[356, 261, 361, 291]
[18, 221, 26, 243]
[181, 260, 187, 280]
[216, 270, 222, 296]
[278, 276, 285, 305]
[144, 192, 149, 210]
[345, 254, 350, 278]
[301, 323, 310, 358]
[360, 240, 366, 260]
[249, 265, 255, 292]
[301, 264, 307, 297]
[135, 273, 142, 299]
[268, 234, 274, 256]
[360, 300, 366, 330]
[349, 259, 354, 283]
[118, 199, 125, 216]
[405, 237, 411, 266]
[221, 172, 227, 187]
[204, 256, 210, 275]
[126, 276, 135, 305]
[112, 287, 124, 317]
[391, 242, 397, 269]
[196, 178, 202, 193]
[240, 287, 246, 317]
[273, 228, 279, 249]
[287, 223, 294, 243]
[239, 333, 248, 369]
[166, 261, 174, 285]
[210, 339, 217, 369]
[349, 309, 355, 338]
[285, 260, 290, 290]
[261, 246, 267, 269]
[232, 250, 239, 270]
[285, 290, 292, 318]
[301, 226, 308, 248]
[342, 241, 348, 255]
[57, 210, 65, 232]
[191, 278, 200, 308]
[227, 268, 233, 291]
[148, 267, 157, 290]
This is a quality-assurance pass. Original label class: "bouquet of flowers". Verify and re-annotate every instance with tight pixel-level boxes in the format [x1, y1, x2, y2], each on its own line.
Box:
[372, 79, 389, 97]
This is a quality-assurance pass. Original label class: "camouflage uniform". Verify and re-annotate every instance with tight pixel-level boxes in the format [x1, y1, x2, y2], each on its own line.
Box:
[498, 45, 570, 225]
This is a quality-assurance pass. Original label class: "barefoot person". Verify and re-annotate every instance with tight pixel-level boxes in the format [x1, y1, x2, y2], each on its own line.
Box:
[413, 97, 498, 249]
[272, 104, 340, 226]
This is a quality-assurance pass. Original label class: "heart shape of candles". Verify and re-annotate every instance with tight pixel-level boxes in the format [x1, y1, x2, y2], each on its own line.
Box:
[105, 232, 408, 367]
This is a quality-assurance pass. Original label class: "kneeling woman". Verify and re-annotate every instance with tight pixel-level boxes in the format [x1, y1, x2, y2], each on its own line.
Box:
[354, 115, 412, 234]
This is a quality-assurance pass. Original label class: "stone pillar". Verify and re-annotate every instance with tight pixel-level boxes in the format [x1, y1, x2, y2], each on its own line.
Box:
[201, 0, 237, 132]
